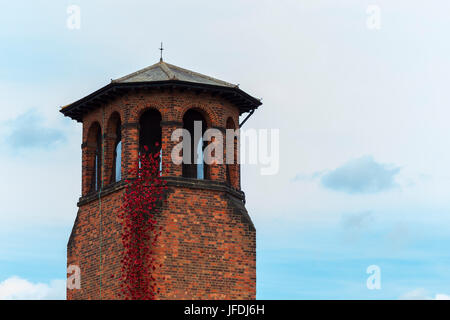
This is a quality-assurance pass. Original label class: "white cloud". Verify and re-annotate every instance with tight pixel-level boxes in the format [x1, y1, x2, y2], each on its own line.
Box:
[0, 276, 65, 300]
[399, 288, 450, 300]
[320, 156, 401, 194]
[2, 109, 67, 151]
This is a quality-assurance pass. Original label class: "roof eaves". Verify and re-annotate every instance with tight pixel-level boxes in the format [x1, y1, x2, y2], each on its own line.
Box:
[61, 80, 262, 121]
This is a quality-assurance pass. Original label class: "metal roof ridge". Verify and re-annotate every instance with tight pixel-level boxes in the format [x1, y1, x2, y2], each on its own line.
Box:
[111, 60, 163, 83]
[159, 61, 177, 80]
[164, 62, 237, 88]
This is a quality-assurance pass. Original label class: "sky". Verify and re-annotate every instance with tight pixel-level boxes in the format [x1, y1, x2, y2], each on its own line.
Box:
[1, 0, 450, 299]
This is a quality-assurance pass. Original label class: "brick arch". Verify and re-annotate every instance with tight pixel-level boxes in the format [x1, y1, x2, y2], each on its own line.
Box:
[105, 106, 125, 126]
[179, 105, 215, 128]
[86, 121, 101, 149]
[219, 103, 240, 129]
[136, 106, 164, 124]
[106, 112, 121, 140]
[82, 111, 100, 143]
[226, 117, 236, 128]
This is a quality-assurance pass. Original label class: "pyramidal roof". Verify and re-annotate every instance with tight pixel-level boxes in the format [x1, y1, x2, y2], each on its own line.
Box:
[112, 60, 237, 88]
[61, 60, 261, 122]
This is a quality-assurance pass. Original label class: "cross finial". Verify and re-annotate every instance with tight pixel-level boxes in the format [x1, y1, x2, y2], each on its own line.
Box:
[159, 42, 164, 62]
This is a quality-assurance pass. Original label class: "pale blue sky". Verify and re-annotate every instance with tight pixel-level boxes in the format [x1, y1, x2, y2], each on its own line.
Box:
[1, 0, 450, 299]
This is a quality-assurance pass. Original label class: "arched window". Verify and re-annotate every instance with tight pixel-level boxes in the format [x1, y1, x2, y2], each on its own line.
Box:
[106, 112, 122, 185]
[113, 121, 122, 182]
[182, 109, 207, 179]
[139, 109, 162, 164]
[89, 123, 102, 192]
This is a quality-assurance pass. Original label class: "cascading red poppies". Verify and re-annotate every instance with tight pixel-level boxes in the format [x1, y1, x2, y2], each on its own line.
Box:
[118, 144, 167, 300]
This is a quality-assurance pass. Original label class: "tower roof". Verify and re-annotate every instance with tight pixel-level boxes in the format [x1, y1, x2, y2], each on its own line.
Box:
[112, 61, 237, 87]
[61, 61, 262, 122]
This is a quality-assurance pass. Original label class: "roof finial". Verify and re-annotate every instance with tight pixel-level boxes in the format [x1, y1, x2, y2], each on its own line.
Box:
[159, 42, 164, 62]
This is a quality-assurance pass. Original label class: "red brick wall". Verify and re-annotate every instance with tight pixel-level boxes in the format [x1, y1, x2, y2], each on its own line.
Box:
[67, 89, 256, 300]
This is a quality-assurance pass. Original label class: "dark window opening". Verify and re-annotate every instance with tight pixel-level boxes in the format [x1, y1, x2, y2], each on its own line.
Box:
[182, 110, 208, 179]
[139, 109, 162, 164]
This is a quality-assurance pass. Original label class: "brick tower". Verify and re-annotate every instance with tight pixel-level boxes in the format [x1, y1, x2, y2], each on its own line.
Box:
[61, 59, 261, 300]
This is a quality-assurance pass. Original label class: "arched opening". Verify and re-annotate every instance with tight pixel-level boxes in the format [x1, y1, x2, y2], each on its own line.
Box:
[182, 109, 208, 179]
[112, 119, 122, 183]
[106, 112, 122, 185]
[87, 122, 102, 192]
[139, 109, 162, 164]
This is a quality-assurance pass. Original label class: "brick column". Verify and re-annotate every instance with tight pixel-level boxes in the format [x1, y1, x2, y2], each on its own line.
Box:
[103, 133, 116, 186]
[81, 143, 91, 196]
[161, 121, 183, 177]
[225, 127, 240, 190]
[122, 122, 139, 180]
[207, 127, 226, 182]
